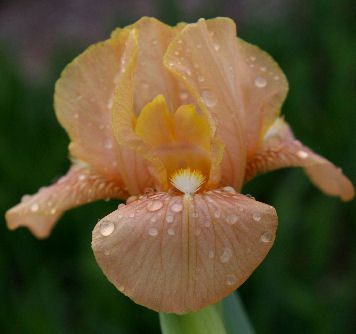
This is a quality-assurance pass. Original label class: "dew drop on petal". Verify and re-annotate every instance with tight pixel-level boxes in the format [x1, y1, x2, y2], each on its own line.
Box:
[105, 140, 113, 150]
[74, 113, 79, 119]
[177, 39, 183, 44]
[148, 227, 158, 236]
[78, 174, 87, 180]
[261, 231, 273, 243]
[152, 39, 158, 45]
[104, 249, 110, 256]
[198, 75, 205, 82]
[214, 209, 221, 218]
[260, 66, 267, 72]
[129, 212, 135, 218]
[167, 228, 175, 236]
[220, 248, 232, 263]
[250, 55, 256, 61]
[30, 203, 39, 212]
[226, 274, 237, 286]
[205, 221, 211, 227]
[297, 150, 308, 159]
[226, 214, 238, 225]
[213, 42, 220, 51]
[166, 215, 174, 223]
[126, 196, 137, 204]
[147, 200, 163, 212]
[201, 90, 217, 107]
[252, 212, 261, 222]
[254, 77, 267, 88]
[171, 203, 183, 213]
[100, 221, 115, 236]
[50, 208, 57, 214]
[180, 91, 188, 100]
[223, 186, 235, 193]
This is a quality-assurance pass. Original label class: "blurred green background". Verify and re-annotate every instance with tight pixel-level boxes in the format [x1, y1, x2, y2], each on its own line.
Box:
[0, 0, 355, 333]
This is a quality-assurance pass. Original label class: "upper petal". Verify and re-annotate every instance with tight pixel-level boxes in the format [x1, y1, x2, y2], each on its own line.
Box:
[164, 18, 246, 191]
[6, 164, 128, 238]
[245, 118, 354, 201]
[54, 28, 134, 182]
[92, 188, 277, 314]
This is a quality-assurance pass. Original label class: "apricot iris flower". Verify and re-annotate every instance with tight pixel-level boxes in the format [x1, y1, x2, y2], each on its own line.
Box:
[6, 17, 354, 314]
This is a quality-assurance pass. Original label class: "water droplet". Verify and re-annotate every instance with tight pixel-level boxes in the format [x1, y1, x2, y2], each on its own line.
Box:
[152, 39, 158, 45]
[174, 50, 179, 56]
[249, 63, 255, 68]
[223, 186, 235, 193]
[100, 221, 115, 236]
[21, 194, 31, 202]
[260, 66, 267, 72]
[107, 96, 114, 109]
[78, 174, 87, 180]
[150, 217, 156, 223]
[226, 214, 238, 225]
[220, 248, 232, 263]
[214, 210, 221, 218]
[254, 77, 267, 88]
[180, 91, 188, 100]
[205, 221, 211, 227]
[177, 39, 183, 44]
[147, 200, 163, 212]
[198, 75, 205, 82]
[201, 90, 217, 107]
[226, 274, 237, 286]
[171, 203, 183, 213]
[250, 56, 256, 61]
[209, 250, 214, 258]
[261, 231, 273, 243]
[105, 140, 113, 149]
[126, 196, 137, 204]
[168, 228, 175, 236]
[74, 113, 79, 119]
[252, 212, 261, 222]
[186, 68, 191, 76]
[30, 203, 39, 212]
[274, 75, 280, 80]
[148, 227, 158, 236]
[50, 208, 57, 214]
[129, 212, 135, 218]
[166, 215, 174, 223]
[297, 150, 308, 159]
[104, 249, 110, 256]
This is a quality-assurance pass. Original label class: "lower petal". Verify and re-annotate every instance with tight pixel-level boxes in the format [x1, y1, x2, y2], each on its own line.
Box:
[92, 188, 277, 314]
[245, 118, 354, 201]
[6, 164, 128, 238]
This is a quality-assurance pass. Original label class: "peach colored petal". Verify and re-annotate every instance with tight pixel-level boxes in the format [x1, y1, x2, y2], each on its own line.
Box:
[245, 118, 354, 201]
[164, 18, 246, 191]
[112, 17, 187, 115]
[92, 188, 277, 314]
[112, 30, 168, 193]
[54, 28, 134, 182]
[135, 95, 175, 148]
[5, 164, 128, 239]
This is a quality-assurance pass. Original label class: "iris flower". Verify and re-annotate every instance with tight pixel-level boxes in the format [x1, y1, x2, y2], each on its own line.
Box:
[6, 17, 353, 314]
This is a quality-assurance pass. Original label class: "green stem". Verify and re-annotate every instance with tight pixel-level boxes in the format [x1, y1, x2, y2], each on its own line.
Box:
[159, 292, 255, 334]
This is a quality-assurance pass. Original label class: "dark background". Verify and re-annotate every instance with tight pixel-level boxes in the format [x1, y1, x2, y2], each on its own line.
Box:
[0, 0, 355, 333]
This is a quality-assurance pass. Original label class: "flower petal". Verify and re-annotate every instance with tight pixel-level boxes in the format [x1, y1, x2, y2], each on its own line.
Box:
[92, 188, 277, 314]
[164, 18, 246, 190]
[112, 17, 186, 114]
[54, 28, 134, 182]
[6, 165, 128, 238]
[245, 118, 354, 201]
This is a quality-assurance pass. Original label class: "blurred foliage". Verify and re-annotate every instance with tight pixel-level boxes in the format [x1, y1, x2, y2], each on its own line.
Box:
[0, 0, 355, 333]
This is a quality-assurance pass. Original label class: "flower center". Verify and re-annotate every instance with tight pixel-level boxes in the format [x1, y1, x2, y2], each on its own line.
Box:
[170, 168, 206, 194]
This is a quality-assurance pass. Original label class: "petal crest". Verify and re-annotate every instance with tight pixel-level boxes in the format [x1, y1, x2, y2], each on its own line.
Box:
[92, 188, 277, 314]
[245, 118, 354, 201]
[6, 164, 128, 238]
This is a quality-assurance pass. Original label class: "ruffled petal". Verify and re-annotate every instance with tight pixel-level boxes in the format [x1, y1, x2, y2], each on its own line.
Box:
[54, 28, 134, 182]
[112, 17, 186, 114]
[245, 118, 354, 201]
[92, 188, 277, 314]
[112, 30, 168, 193]
[164, 18, 246, 191]
[5, 165, 128, 238]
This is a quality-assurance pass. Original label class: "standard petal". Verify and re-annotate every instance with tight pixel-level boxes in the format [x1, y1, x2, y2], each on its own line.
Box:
[92, 188, 277, 314]
[112, 17, 187, 114]
[164, 18, 246, 191]
[6, 164, 128, 239]
[245, 118, 354, 201]
[54, 28, 137, 182]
